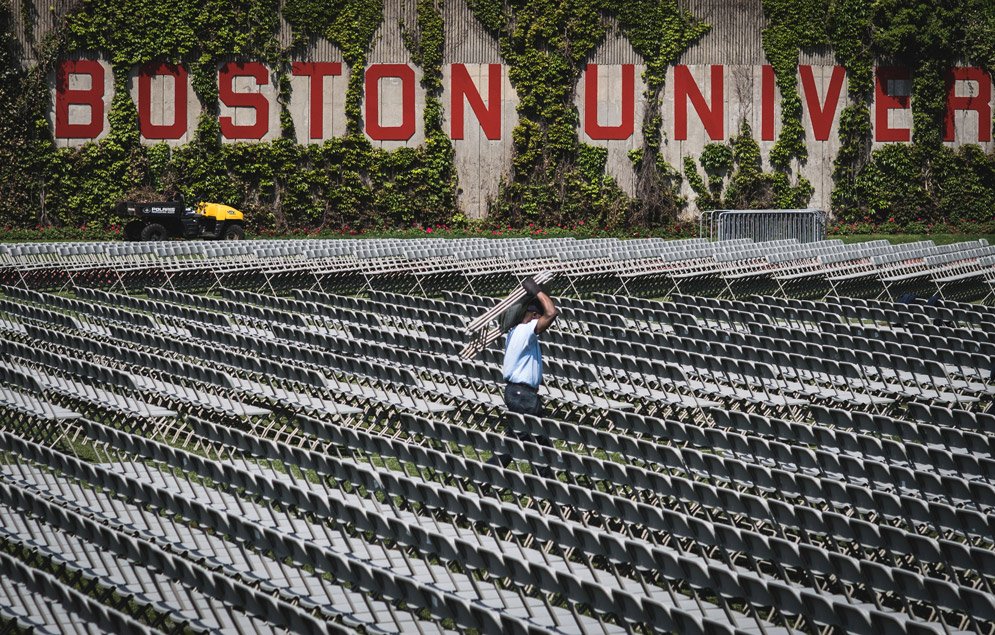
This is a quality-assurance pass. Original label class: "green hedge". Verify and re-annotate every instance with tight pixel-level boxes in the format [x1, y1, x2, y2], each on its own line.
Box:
[4, 217, 993, 243]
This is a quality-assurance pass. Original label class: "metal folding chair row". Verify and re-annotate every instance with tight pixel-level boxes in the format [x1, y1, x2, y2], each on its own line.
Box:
[819, 293, 995, 332]
[65, 419, 650, 634]
[4, 236, 993, 302]
[0, 452, 434, 634]
[0, 544, 157, 635]
[680, 319, 995, 395]
[0, 433, 353, 635]
[202, 411, 995, 635]
[296, 288, 466, 329]
[0, 505, 273, 634]
[292, 410, 990, 635]
[545, 407, 995, 546]
[3, 268, 995, 634]
[14, 321, 273, 422]
[544, 321, 901, 413]
[222, 286, 381, 328]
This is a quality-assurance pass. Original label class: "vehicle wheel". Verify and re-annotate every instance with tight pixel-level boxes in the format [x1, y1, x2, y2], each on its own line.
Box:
[124, 221, 144, 241]
[140, 223, 168, 241]
[221, 224, 245, 241]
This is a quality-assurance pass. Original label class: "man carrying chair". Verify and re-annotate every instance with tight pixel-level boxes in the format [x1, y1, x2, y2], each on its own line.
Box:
[491, 276, 559, 476]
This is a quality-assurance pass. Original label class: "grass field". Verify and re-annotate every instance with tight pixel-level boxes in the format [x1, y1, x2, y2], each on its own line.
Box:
[839, 233, 995, 245]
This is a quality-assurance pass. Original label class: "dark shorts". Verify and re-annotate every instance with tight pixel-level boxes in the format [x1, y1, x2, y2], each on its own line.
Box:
[504, 382, 542, 417]
[498, 383, 553, 474]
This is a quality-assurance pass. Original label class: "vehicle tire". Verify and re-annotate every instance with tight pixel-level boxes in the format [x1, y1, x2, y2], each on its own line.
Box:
[140, 223, 168, 241]
[221, 223, 245, 241]
[124, 220, 144, 241]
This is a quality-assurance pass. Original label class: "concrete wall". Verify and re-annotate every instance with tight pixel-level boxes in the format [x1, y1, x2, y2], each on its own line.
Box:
[440, 0, 518, 217]
[364, 3, 426, 150]
[574, 62, 647, 196]
[47, 55, 115, 148]
[126, 63, 202, 146]
[16, 0, 995, 219]
[442, 63, 519, 217]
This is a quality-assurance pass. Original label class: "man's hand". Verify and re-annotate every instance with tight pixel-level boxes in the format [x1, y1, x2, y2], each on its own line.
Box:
[522, 276, 541, 296]
[529, 284, 559, 335]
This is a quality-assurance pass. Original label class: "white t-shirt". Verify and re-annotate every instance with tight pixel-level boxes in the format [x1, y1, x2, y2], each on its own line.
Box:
[502, 321, 542, 387]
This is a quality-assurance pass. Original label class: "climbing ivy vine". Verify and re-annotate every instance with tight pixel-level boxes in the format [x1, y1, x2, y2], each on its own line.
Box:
[614, 2, 709, 227]
[397, 0, 459, 226]
[467, 0, 708, 228]
[761, 0, 829, 168]
[0, 0, 994, 231]
[824, 0, 874, 215]
[758, 0, 995, 225]
[847, 0, 995, 224]
[683, 122, 814, 211]
[0, 0, 462, 232]
[0, 0, 52, 227]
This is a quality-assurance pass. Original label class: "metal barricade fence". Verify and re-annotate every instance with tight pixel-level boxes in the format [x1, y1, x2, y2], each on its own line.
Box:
[700, 209, 827, 243]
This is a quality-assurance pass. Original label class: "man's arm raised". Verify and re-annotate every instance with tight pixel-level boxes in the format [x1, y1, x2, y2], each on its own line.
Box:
[521, 276, 559, 334]
[533, 290, 559, 334]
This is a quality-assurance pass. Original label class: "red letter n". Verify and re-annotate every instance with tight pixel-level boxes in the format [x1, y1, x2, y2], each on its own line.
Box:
[291, 62, 342, 140]
[219, 62, 270, 140]
[55, 59, 104, 138]
[675, 65, 723, 141]
[584, 64, 634, 140]
[944, 67, 991, 143]
[450, 63, 501, 140]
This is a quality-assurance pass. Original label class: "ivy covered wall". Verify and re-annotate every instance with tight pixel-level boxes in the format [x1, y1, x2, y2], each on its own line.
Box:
[684, 0, 995, 227]
[1, 0, 994, 233]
